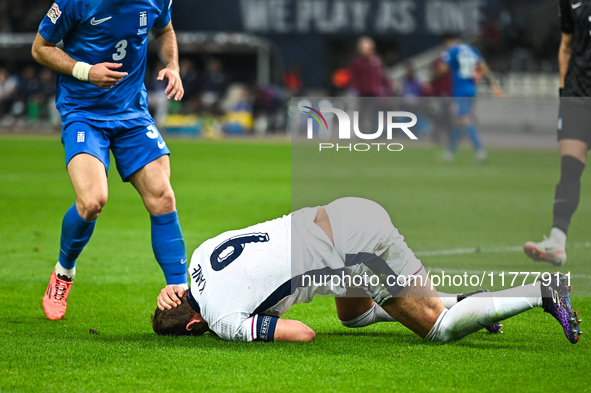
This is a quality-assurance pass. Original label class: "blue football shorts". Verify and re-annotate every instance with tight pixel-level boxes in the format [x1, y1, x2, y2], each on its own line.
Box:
[453, 97, 475, 117]
[62, 117, 171, 182]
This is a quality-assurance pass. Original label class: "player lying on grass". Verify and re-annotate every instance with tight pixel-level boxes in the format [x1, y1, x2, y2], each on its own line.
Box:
[152, 198, 582, 343]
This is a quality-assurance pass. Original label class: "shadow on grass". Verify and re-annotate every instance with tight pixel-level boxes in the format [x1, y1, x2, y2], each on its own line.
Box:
[5, 314, 557, 355]
[65, 329, 527, 354]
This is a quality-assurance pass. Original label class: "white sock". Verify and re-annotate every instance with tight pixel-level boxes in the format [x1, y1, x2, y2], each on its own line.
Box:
[340, 303, 397, 328]
[375, 303, 396, 322]
[550, 227, 567, 248]
[427, 283, 542, 342]
[54, 261, 75, 280]
[438, 292, 459, 308]
[341, 292, 468, 328]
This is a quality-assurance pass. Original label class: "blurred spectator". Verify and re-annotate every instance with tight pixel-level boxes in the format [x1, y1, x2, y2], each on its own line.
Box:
[178, 59, 199, 114]
[200, 57, 228, 114]
[221, 84, 253, 134]
[284, 65, 303, 95]
[0, 0, 49, 32]
[332, 68, 350, 89]
[38, 68, 59, 125]
[19, 66, 42, 119]
[0, 67, 19, 118]
[429, 57, 452, 97]
[179, 59, 199, 90]
[402, 66, 423, 98]
[253, 84, 286, 134]
[348, 37, 391, 97]
[146, 60, 170, 129]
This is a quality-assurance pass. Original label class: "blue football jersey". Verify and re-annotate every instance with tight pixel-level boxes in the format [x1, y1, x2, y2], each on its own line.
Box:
[38, 0, 172, 121]
[442, 43, 483, 97]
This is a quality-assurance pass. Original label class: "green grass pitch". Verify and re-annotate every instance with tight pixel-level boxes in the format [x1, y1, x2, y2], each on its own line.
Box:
[0, 136, 589, 392]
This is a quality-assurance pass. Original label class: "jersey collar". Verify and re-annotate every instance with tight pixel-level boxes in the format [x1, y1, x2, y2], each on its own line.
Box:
[186, 290, 201, 314]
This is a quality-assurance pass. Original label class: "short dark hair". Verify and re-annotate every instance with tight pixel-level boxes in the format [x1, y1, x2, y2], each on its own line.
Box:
[441, 31, 460, 42]
[151, 293, 209, 336]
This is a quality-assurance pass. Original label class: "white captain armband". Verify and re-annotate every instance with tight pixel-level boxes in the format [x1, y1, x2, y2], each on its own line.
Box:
[254, 315, 279, 342]
[72, 61, 92, 82]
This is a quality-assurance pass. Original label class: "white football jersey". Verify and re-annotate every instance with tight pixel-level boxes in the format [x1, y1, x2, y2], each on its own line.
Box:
[188, 206, 341, 342]
[188, 198, 424, 342]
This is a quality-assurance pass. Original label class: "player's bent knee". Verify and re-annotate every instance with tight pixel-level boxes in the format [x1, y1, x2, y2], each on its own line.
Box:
[78, 196, 108, 220]
[146, 188, 176, 215]
[157, 189, 176, 213]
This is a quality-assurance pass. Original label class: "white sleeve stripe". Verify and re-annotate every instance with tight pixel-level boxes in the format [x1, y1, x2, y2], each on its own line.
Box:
[251, 315, 257, 341]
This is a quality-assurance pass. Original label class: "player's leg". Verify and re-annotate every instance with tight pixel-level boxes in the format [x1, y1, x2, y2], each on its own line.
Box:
[336, 290, 397, 328]
[68, 153, 109, 221]
[129, 154, 176, 215]
[459, 97, 486, 162]
[112, 121, 188, 286]
[326, 198, 486, 330]
[325, 198, 461, 329]
[44, 122, 110, 320]
[380, 272, 445, 338]
[58, 153, 109, 274]
[445, 117, 465, 160]
[380, 271, 513, 340]
[382, 272, 581, 343]
[444, 98, 469, 162]
[553, 139, 587, 235]
[524, 99, 589, 265]
[335, 289, 487, 328]
[128, 155, 188, 286]
[465, 121, 487, 163]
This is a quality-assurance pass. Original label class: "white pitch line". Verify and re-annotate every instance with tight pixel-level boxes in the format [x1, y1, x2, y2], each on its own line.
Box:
[424, 267, 591, 281]
[415, 242, 591, 280]
[415, 242, 591, 257]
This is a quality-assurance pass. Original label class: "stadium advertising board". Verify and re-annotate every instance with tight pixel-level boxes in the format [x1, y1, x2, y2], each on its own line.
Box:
[175, 0, 487, 36]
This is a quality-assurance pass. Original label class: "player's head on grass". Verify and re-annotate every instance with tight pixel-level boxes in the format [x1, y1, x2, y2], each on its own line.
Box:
[151, 293, 209, 336]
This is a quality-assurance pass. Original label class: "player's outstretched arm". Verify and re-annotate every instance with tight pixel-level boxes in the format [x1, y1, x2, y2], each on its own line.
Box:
[152, 22, 184, 101]
[479, 61, 505, 97]
[274, 319, 316, 342]
[31, 33, 128, 89]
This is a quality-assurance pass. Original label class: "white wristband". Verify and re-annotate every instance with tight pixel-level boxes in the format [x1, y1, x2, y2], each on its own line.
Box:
[72, 61, 92, 82]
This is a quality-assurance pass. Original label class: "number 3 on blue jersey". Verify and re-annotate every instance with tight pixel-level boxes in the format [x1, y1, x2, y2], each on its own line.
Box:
[113, 40, 127, 61]
[146, 125, 159, 139]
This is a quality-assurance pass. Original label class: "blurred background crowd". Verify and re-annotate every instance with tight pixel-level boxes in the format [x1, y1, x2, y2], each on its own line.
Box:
[0, 0, 562, 135]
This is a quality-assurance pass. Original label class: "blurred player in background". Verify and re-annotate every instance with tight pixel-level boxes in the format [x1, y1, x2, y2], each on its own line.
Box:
[152, 198, 581, 344]
[436, 32, 504, 163]
[32, 0, 188, 320]
[524, 0, 590, 266]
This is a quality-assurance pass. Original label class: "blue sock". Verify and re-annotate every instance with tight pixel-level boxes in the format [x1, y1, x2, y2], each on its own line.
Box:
[151, 211, 188, 285]
[466, 125, 482, 150]
[448, 127, 462, 152]
[58, 203, 97, 270]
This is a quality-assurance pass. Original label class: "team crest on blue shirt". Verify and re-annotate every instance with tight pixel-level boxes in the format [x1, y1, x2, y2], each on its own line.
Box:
[138, 10, 148, 35]
[139, 11, 147, 26]
[47, 3, 62, 24]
